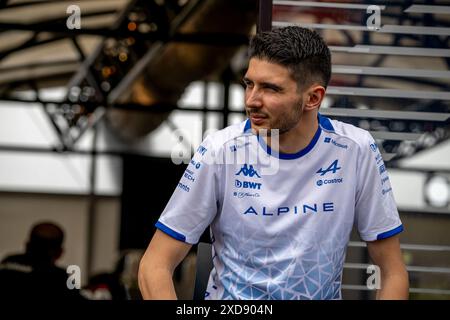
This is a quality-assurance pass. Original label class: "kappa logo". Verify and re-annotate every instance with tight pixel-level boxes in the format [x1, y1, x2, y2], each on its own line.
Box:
[235, 164, 261, 178]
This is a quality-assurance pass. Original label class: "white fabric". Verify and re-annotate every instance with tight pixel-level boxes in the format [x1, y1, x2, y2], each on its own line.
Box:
[156, 115, 402, 300]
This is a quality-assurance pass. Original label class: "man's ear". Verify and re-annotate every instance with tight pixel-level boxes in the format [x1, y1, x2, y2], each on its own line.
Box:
[304, 84, 326, 111]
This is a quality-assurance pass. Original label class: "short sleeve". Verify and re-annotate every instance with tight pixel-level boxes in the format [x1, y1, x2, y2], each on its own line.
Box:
[355, 132, 403, 242]
[155, 135, 221, 244]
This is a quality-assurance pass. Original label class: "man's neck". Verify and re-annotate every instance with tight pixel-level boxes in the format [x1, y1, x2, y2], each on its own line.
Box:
[266, 112, 319, 154]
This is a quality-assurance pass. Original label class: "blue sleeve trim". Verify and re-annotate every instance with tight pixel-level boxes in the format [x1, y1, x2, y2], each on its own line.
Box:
[376, 224, 404, 240]
[155, 221, 186, 242]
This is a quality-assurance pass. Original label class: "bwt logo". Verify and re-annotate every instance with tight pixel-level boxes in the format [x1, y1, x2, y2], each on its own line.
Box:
[235, 180, 262, 190]
[235, 164, 261, 178]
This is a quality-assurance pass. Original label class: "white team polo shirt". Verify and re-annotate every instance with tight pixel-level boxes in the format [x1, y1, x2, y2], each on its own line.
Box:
[155, 114, 403, 300]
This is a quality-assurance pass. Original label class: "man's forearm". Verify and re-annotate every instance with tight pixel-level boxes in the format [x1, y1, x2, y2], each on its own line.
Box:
[138, 266, 178, 300]
[377, 271, 409, 300]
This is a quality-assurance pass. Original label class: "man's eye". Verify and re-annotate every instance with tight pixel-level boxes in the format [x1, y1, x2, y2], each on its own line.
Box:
[264, 86, 279, 92]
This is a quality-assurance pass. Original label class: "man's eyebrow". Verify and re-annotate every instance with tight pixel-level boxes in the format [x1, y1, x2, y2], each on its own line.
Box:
[242, 77, 283, 90]
[261, 82, 283, 90]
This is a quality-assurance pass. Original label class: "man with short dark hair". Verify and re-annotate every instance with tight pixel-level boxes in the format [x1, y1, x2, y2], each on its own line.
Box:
[0, 222, 84, 300]
[138, 26, 409, 300]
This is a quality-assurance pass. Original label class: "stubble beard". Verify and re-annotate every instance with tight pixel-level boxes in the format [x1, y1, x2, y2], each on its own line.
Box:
[247, 102, 303, 137]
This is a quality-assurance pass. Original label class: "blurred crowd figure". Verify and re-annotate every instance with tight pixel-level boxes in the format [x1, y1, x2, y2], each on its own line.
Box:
[81, 249, 199, 300]
[0, 221, 84, 300]
[0, 221, 191, 300]
[81, 250, 143, 300]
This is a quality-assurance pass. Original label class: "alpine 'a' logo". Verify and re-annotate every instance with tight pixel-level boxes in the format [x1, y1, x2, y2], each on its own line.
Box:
[316, 159, 341, 176]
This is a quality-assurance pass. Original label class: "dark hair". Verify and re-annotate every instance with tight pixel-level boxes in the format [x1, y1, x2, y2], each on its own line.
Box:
[248, 26, 331, 89]
[26, 222, 64, 262]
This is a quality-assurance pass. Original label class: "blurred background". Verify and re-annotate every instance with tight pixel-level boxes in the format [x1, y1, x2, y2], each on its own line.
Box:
[0, 0, 449, 300]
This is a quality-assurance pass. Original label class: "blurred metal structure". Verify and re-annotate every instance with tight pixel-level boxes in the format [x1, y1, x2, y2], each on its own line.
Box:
[0, 0, 258, 281]
[270, 0, 450, 164]
[0, 0, 257, 147]
[2, 0, 447, 163]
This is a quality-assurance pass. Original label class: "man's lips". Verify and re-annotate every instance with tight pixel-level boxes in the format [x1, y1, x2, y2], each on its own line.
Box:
[249, 114, 267, 125]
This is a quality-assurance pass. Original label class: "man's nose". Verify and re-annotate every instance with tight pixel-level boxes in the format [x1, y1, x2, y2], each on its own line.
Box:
[245, 88, 263, 108]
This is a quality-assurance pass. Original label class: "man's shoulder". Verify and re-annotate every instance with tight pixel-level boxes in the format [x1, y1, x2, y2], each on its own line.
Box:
[202, 120, 250, 150]
[1, 253, 29, 265]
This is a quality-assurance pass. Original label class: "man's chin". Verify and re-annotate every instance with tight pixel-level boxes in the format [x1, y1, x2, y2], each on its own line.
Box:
[251, 124, 280, 136]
